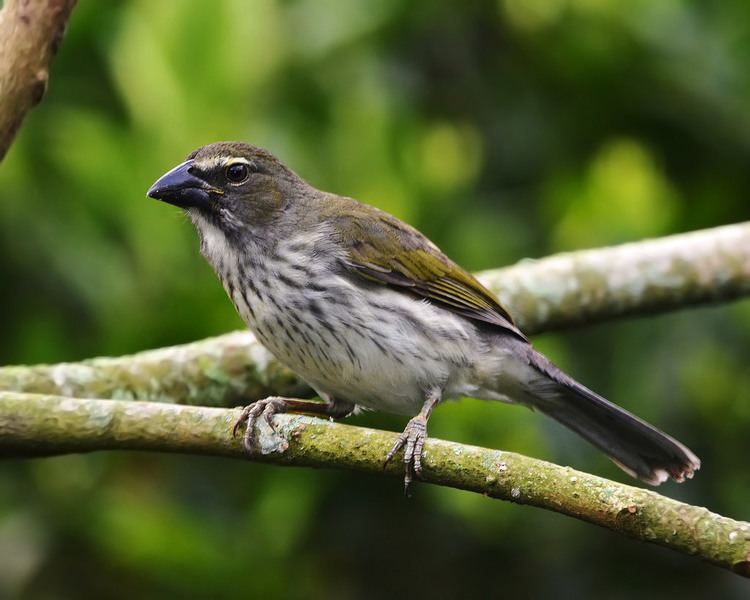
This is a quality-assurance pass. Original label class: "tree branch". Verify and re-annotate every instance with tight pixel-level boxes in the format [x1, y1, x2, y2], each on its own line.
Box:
[2, 392, 748, 577]
[0, 331, 311, 407]
[1, 222, 748, 406]
[0, 0, 77, 160]
[480, 221, 750, 332]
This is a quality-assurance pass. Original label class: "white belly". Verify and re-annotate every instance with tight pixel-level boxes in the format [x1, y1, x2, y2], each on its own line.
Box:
[229, 271, 483, 415]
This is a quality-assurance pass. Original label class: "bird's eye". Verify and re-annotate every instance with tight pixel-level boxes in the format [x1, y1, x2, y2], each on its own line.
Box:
[225, 162, 250, 184]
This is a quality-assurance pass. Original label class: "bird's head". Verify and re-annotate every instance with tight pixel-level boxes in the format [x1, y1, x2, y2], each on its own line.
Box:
[147, 142, 303, 237]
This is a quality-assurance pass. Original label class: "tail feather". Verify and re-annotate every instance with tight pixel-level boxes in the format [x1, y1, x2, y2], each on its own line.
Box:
[522, 348, 700, 485]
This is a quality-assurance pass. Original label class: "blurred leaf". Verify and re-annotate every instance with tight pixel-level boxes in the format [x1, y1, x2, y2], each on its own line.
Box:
[548, 138, 679, 249]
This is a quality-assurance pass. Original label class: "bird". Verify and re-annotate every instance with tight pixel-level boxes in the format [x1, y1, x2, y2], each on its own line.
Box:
[147, 141, 700, 492]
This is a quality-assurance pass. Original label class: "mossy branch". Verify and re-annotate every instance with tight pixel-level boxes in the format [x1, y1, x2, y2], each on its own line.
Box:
[0, 0, 77, 160]
[1, 392, 748, 578]
[1, 222, 748, 406]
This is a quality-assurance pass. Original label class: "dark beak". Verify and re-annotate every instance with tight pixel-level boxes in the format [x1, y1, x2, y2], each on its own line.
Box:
[147, 160, 216, 209]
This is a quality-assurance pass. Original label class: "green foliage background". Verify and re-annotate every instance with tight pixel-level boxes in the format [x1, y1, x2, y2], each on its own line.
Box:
[2, 0, 750, 597]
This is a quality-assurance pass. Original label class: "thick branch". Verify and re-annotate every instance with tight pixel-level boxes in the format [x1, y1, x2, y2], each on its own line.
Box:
[0, 0, 77, 160]
[1, 392, 748, 577]
[1, 222, 748, 406]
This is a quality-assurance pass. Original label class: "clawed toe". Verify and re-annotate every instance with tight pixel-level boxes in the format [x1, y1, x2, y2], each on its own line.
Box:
[232, 404, 254, 438]
[384, 415, 428, 496]
[232, 397, 289, 453]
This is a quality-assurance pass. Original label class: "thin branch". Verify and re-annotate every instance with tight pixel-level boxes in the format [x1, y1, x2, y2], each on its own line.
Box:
[0, 0, 77, 160]
[1, 222, 748, 406]
[2, 392, 749, 578]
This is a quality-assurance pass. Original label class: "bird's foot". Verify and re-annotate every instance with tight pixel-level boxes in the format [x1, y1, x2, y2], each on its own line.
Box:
[232, 396, 290, 453]
[384, 415, 428, 496]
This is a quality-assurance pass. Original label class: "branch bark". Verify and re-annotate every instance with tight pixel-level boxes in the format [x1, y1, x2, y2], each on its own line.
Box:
[479, 221, 750, 332]
[2, 222, 748, 406]
[2, 392, 748, 577]
[0, 0, 77, 160]
[0, 331, 311, 408]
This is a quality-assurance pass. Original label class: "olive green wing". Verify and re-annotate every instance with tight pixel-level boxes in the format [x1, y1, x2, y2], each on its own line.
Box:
[329, 204, 527, 341]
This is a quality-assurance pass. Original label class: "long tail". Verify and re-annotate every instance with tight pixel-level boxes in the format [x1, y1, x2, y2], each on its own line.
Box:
[517, 345, 700, 485]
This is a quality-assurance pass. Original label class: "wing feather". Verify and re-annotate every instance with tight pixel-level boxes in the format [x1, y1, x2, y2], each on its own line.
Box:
[328, 204, 527, 341]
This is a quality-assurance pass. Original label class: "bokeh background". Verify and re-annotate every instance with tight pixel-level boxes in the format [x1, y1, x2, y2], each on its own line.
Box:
[2, 0, 750, 597]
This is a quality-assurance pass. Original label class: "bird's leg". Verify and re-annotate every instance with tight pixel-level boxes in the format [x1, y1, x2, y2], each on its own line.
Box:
[233, 395, 354, 454]
[384, 388, 442, 496]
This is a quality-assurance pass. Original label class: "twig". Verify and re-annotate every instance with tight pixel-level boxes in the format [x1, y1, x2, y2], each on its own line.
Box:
[1, 392, 748, 577]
